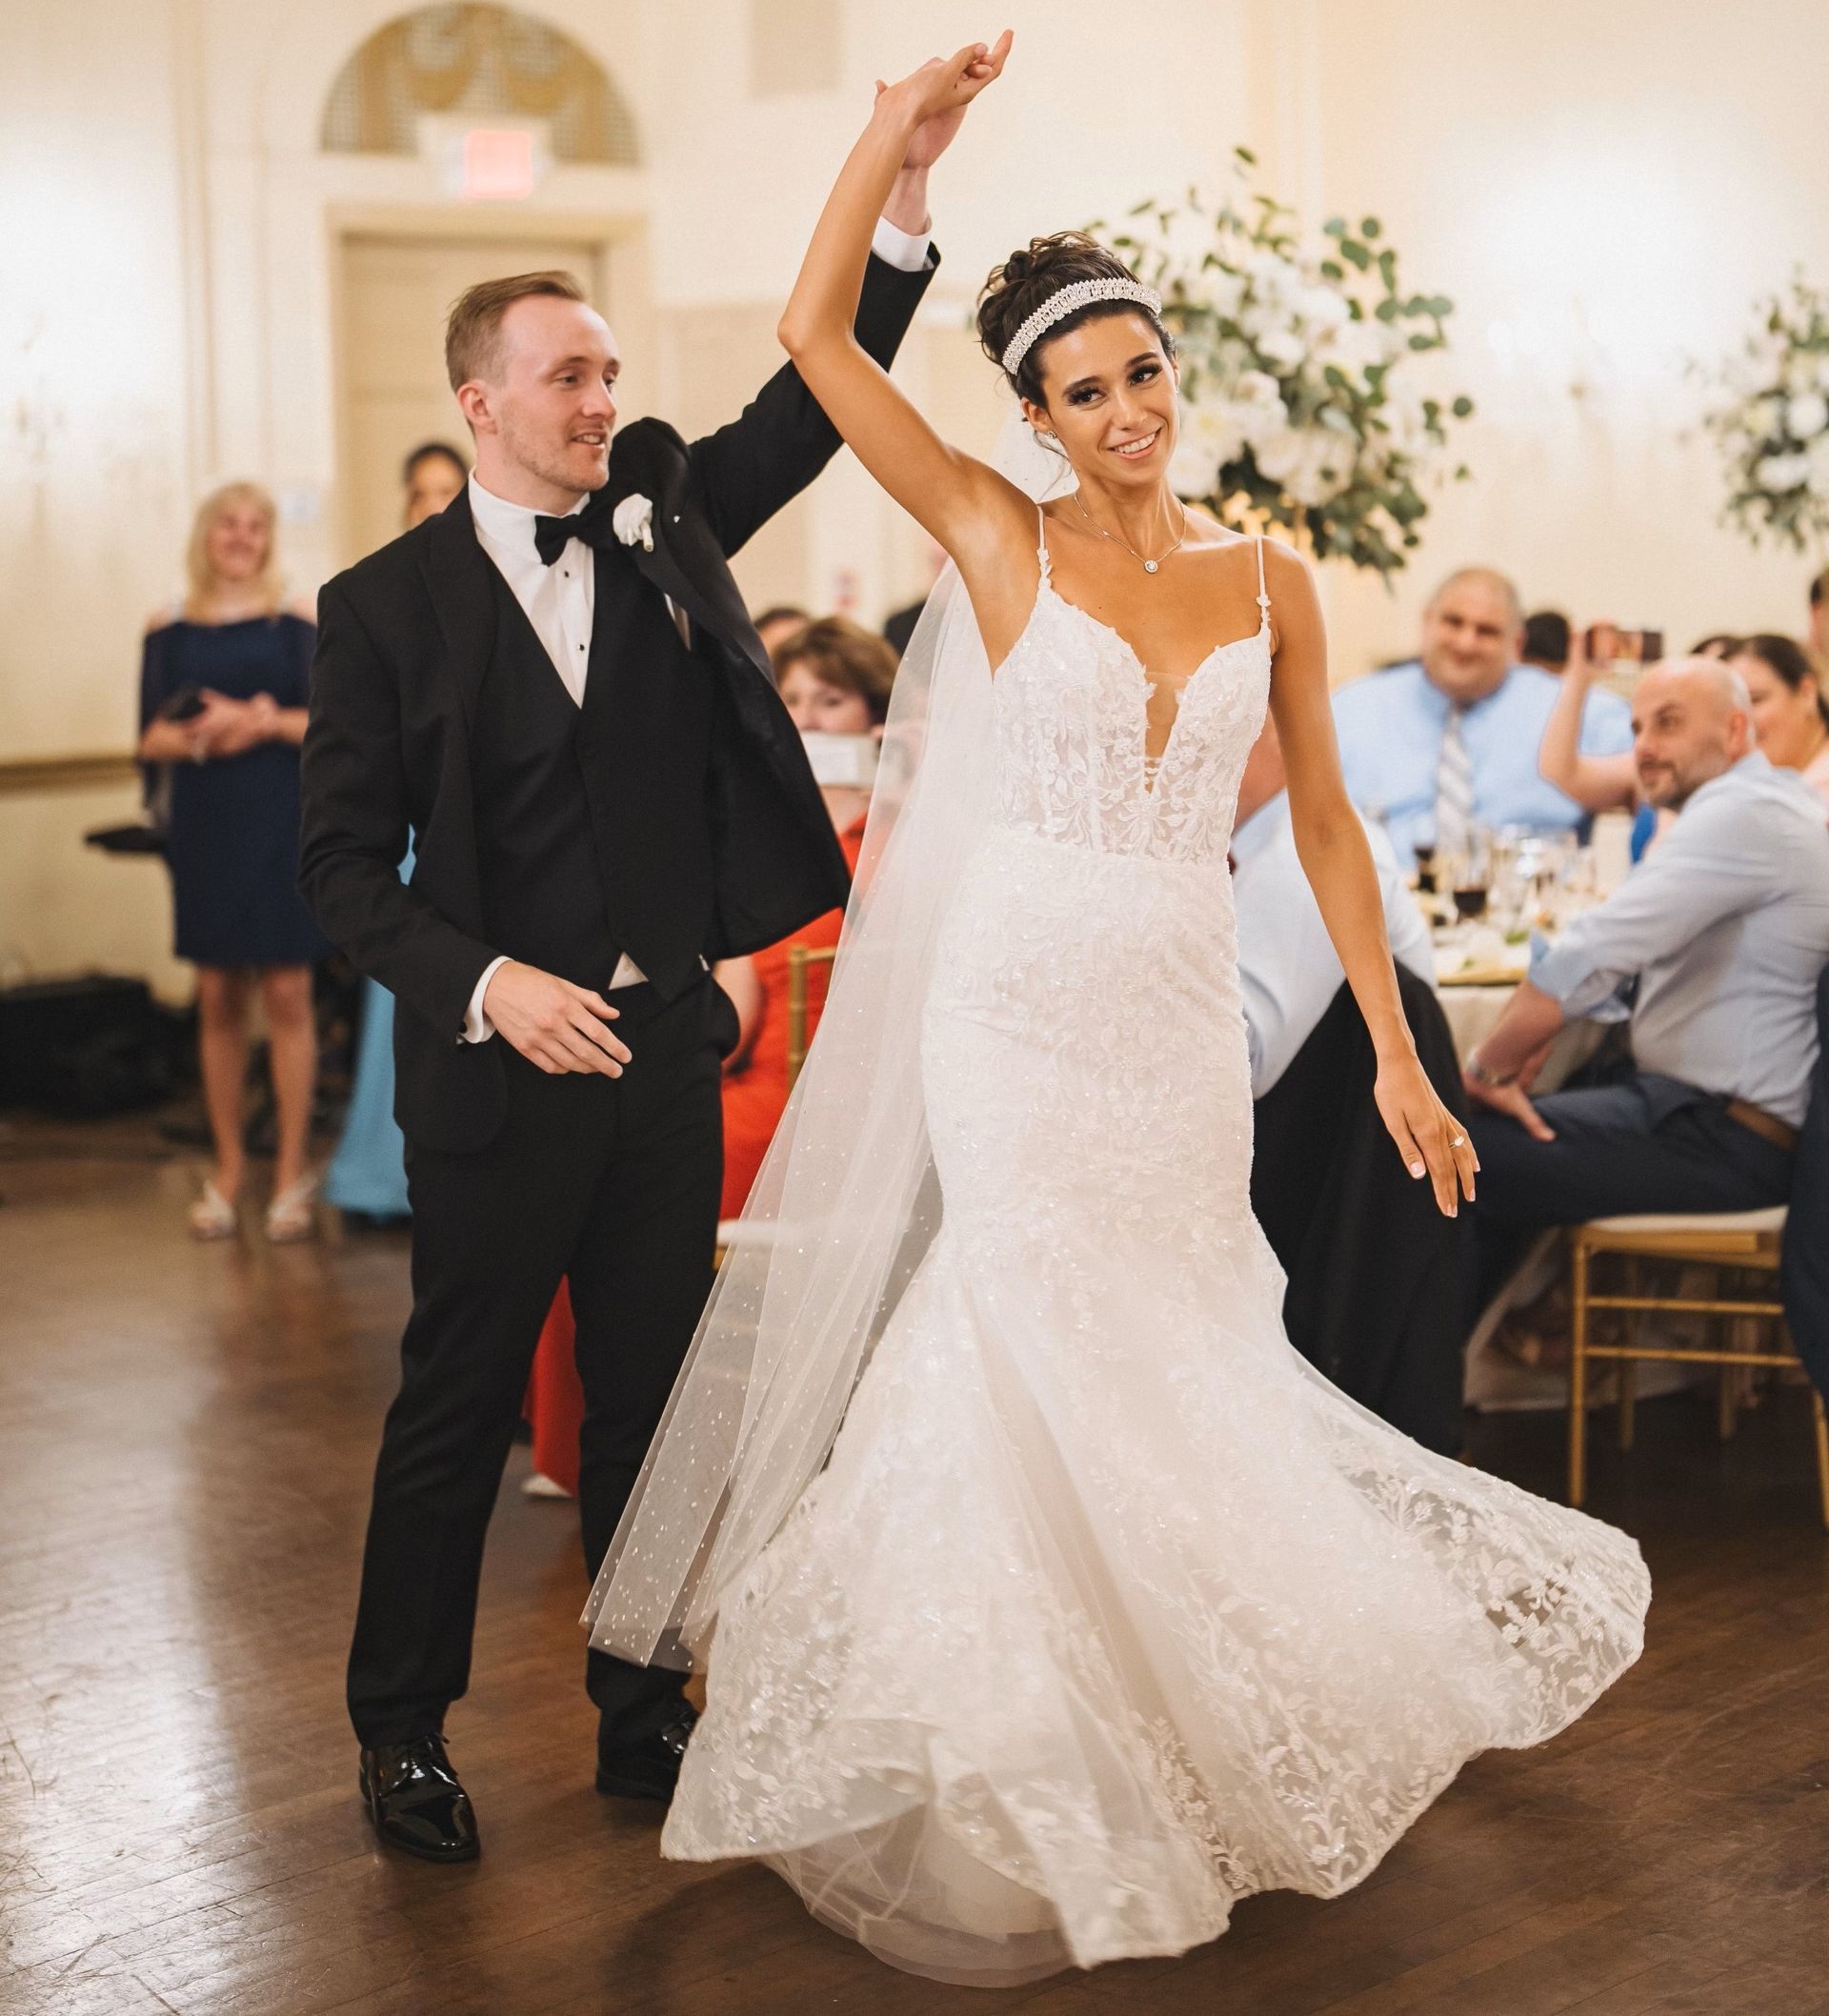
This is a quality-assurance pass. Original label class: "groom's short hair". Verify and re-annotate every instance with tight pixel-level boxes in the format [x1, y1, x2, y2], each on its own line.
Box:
[445, 271, 589, 393]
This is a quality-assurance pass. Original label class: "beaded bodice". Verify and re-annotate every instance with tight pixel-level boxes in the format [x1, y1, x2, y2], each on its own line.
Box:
[991, 527, 1274, 865]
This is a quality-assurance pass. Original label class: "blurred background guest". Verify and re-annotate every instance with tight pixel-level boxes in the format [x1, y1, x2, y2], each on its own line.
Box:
[1520, 608, 1571, 675]
[1236, 721, 1470, 1455]
[716, 615, 895, 1219]
[324, 441, 470, 1222]
[399, 440, 469, 528]
[753, 603, 814, 656]
[1810, 567, 1828, 663]
[1730, 633, 1829, 812]
[137, 483, 325, 1240]
[1464, 657, 1829, 1304]
[1333, 566, 1632, 870]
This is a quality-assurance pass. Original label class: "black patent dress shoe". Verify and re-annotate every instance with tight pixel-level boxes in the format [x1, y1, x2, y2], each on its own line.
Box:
[595, 1704, 698, 1802]
[358, 1735, 479, 1862]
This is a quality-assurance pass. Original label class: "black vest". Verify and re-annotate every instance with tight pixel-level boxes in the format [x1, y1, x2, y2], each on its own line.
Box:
[472, 566, 627, 992]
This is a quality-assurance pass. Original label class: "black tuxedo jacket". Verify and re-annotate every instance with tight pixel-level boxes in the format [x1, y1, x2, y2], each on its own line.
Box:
[300, 249, 935, 1153]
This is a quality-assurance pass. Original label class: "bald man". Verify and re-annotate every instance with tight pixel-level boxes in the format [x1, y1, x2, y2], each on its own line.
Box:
[1333, 567, 1632, 869]
[1463, 657, 1829, 1300]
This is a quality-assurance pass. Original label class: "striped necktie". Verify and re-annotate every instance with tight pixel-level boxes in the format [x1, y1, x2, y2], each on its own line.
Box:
[1434, 706, 1475, 856]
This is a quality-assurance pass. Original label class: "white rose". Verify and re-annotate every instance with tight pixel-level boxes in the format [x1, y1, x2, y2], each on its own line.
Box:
[1167, 394, 1246, 496]
[1786, 391, 1829, 440]
[1246, 251, 1302, 303]
[1255, 425, 1352, 507]
[1757, 452, 1811, 493]
[1235, 369, 1283, 407]
[1296, 285, 1349, 332]
[1204, 269, 1247, 319]
[1254, 323, 1309, 372]
[1324, 317, 1386, 374]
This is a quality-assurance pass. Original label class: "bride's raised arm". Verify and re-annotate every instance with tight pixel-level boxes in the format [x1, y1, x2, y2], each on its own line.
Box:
[778, 37, 1028, 578]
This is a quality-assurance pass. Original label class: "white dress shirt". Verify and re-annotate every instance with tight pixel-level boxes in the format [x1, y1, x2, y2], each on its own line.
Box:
[1530, 752, 1829, 1127]
[460, 212, 935, 1043]
[1232, 793, 1437, 1098]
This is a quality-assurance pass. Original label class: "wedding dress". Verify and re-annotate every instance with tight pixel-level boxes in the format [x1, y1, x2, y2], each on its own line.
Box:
[590, 519, 1651, 1986]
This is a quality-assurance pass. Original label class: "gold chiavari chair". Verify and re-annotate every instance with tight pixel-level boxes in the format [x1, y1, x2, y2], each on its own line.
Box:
[786, 943, 838, 1092]
[1568, 1207, 1829, 1528]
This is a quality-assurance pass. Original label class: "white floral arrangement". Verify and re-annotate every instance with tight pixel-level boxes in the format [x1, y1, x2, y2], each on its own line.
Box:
[1101, 150, 1475, 576]
[1701, 272, 1829, 554]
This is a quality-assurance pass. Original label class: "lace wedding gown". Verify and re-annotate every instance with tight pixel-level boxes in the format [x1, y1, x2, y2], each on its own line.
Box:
[659, 526, 1651, 1986]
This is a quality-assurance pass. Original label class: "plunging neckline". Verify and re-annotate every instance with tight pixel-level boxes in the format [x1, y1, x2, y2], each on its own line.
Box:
[1029, 574, 1271, 792]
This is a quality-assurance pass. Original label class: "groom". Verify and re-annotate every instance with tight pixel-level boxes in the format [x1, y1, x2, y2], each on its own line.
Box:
[300, 156, 943, 1861]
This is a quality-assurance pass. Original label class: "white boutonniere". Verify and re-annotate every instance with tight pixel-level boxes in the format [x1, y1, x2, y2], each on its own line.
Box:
[613, 494, 655, 553]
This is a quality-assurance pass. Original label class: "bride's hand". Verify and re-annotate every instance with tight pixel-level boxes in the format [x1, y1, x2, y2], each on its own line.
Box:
[1373, 1051, 1478, 1218]
[873, 32, 1013, 159]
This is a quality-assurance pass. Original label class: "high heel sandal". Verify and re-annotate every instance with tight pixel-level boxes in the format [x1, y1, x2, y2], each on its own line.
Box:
[188, 1180, 238, 1240]
[266, 1172, 319, 1243]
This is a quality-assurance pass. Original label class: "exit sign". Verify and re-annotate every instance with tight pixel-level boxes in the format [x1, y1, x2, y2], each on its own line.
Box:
[461, 128, 536, 202]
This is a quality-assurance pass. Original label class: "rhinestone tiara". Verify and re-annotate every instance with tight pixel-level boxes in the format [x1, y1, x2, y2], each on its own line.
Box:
[1000, 278, 1163, 377]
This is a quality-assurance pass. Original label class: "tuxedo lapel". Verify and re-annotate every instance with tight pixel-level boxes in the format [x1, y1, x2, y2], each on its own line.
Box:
[606, 435, 772, 682]
[419, 488, 499, 728]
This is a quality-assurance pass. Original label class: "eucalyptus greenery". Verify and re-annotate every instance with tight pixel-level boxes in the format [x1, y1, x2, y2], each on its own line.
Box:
[1701, 271, 1829, 555]
[1100, 148, 1474, 577]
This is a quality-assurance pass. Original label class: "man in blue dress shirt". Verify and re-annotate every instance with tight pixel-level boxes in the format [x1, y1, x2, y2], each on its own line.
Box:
[1461, 657, 1829, 1300]
[1333, 567, 1633, 869]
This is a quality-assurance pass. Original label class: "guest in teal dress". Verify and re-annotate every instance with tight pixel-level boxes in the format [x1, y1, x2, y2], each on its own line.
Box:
[324, 442, 470, 1224]
[138, 482, 325, 1242]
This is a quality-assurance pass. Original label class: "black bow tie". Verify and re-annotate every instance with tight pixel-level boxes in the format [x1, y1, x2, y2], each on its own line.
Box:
[533, 488, 619, 567]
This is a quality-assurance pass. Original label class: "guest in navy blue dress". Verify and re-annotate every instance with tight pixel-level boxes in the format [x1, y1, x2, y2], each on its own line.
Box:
[138, 481, 326, 1241]
[324, 441, 470, 1224]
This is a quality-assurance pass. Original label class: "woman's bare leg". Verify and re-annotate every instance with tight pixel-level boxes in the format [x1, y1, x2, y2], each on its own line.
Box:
[195, 966, 251, 1200]
[260, 964, 318, 1195]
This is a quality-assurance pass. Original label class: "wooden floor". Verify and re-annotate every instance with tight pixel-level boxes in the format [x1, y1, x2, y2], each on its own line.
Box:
[4, 1111, 1828, 2016]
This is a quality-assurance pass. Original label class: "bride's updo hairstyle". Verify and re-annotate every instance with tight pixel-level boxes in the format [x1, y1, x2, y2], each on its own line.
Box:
[976, 232, 1176, 407]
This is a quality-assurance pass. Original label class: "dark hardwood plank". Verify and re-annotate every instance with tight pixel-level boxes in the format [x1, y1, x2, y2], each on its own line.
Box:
[2, 1110, 1824, 2015]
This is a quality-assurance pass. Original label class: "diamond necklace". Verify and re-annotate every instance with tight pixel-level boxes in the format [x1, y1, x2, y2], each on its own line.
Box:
[1072, 488, 1188, 575]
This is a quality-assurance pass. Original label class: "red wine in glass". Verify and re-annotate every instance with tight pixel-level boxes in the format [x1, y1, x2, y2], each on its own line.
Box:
[1453, 884, 1489, 922]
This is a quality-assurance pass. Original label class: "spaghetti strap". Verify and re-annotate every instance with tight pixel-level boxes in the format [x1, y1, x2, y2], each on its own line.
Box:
[1036, 506, 1053, 584]
[1255, 535, 1270, 619]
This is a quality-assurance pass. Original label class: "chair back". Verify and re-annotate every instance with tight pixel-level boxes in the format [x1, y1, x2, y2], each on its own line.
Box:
[785, 943, 838, 1092]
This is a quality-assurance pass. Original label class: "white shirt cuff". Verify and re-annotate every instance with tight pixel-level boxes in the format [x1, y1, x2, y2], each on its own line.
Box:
[461, 956, 510, 1043]
[872, 213, 933, 273]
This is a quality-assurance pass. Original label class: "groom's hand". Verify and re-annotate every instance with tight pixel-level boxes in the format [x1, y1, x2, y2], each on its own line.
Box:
[483, 960, 632, 1077]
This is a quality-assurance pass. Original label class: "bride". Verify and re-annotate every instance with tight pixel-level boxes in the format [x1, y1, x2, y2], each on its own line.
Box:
[585, 36, 1650, 1986]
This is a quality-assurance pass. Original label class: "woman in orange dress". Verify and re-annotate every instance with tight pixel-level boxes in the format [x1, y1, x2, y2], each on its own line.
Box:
[717, 616, 897, 1217]
[522, 615, 898, 1496]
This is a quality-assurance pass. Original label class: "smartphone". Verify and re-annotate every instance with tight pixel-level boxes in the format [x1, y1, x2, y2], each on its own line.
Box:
[1584, 624, 1663, 668]
[800, 732, 879, 789]
[160, 685, 207, 722]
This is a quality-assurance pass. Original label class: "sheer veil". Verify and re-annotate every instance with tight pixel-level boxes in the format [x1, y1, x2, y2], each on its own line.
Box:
[584, 419, 1069, 1668]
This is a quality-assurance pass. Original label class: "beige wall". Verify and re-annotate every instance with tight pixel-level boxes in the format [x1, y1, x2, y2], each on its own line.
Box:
[1256, 0, 1829, 676]
[1, 0, 1825, 995]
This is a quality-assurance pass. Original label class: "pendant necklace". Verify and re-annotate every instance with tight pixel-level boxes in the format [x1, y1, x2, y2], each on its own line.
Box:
[1072, 488, 1187, 575]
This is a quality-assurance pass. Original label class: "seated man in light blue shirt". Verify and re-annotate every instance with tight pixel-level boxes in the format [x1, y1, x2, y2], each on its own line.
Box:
[1333, 567, 1633, 869]
[1462, 657, 1829, 1302]
[1233, 722, 1436, 1097]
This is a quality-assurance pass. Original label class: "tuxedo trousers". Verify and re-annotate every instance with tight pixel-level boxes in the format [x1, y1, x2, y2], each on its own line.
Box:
[347, 976, 732, 1749]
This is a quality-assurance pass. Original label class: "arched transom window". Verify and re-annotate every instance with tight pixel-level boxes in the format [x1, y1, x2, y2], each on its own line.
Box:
[321, 5, 638, 166]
